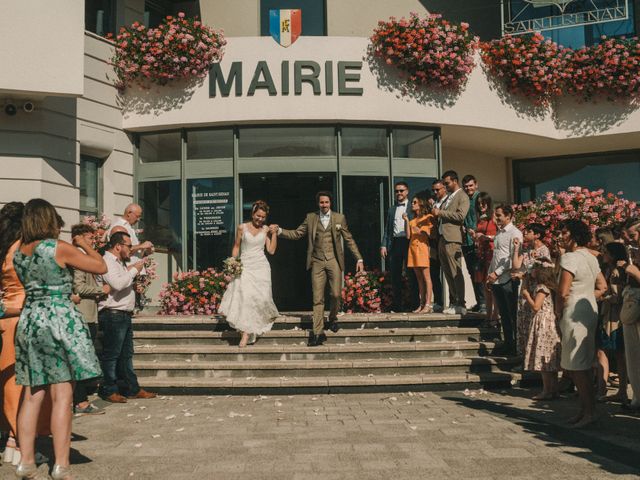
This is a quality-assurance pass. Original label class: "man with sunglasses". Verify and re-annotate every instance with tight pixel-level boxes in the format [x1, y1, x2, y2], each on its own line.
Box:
[97, 232, 156, 403]
[381, 181, 417, 312]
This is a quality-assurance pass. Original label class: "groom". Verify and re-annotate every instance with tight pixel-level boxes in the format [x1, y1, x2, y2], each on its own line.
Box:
[276, 191, 364, 346]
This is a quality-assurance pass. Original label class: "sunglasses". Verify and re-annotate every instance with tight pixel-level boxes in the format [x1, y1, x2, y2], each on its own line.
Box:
[395, 189, 407, 193]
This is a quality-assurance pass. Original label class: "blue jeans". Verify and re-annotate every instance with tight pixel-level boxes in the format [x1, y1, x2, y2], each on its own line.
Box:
[98, 309, 140, 397]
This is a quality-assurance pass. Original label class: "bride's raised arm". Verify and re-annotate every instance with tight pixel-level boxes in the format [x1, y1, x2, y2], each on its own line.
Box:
[231, 224, 244, 258]
[265, 224, 277, 255]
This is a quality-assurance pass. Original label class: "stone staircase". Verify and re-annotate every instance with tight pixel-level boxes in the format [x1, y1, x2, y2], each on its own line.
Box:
[132, 312, 523, 394]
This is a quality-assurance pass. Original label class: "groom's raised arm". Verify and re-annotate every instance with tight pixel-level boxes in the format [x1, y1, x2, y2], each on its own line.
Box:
[278, 215, 309, 240]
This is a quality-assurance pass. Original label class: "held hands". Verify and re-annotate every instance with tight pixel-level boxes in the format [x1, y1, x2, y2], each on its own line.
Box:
[268, 224, 279, 234]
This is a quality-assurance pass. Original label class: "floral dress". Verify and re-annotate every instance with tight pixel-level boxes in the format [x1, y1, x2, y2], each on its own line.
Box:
[516, 243, 550, 355]
[13, 239, 102, 387]
[524, 284, 561, 372]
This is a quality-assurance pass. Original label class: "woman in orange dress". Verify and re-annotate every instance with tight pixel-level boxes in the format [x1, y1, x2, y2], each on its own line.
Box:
[0, 202, 50, 465]
[403, 194, 434, 313]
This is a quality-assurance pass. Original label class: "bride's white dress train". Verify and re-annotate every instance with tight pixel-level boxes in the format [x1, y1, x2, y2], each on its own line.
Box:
[219, 226, 278, 335]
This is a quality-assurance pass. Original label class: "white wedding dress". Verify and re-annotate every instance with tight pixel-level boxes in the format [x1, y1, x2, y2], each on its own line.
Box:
[219, 225, 279, 335]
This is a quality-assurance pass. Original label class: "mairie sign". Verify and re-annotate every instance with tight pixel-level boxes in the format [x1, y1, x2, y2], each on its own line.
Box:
[209, 60, 363, 97]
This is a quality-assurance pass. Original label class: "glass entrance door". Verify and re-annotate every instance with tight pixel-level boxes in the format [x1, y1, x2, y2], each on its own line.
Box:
[341, 176, 389, 272]
[239, 173, 336, 311]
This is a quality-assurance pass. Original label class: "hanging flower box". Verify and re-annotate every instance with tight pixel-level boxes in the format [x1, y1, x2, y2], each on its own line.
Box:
[110, 12, 226, 91]
[370, 12, 479, 91]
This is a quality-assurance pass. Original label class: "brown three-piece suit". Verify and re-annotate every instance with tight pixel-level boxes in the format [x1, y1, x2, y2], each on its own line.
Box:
[280, 211, 362, 335]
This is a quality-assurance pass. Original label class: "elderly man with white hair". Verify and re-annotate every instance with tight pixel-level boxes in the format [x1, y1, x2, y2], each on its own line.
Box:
[109, 203, 154, 263]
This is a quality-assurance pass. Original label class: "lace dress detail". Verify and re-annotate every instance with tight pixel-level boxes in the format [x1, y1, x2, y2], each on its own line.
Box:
[219, 227, 278, 335]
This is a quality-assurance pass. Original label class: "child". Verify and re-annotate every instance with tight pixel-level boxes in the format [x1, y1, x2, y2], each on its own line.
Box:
[521, 257, 561, 400]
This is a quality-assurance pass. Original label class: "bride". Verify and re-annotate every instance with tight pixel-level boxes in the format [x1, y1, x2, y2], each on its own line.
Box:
[219, 200, 279, 347]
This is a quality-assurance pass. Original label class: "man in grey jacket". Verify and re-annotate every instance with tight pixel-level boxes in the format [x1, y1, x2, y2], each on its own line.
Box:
[432, 170, 470, 315]
[71, 223, 109, 415]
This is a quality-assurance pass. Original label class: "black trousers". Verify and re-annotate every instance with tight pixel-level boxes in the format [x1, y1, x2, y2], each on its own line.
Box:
[390, 237, 418, 311]
[492, 279, 520, 347]
[73, 323, 99, 405]
[429, 254, 444, 306]
[462, 245, 485, 308]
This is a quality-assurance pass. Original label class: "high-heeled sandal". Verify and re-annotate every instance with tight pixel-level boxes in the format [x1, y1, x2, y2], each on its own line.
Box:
[412, 304, 425, 313]
[420, 304, 434, 314]
[51, 464, 73, 480]
[15, 463, 39, 479]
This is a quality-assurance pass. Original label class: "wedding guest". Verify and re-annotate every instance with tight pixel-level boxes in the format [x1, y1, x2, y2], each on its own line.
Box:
[0, 202, 51, 467]
[487, 205, 523, 355]
[97, 232, 155, 403]
[403, 195, 434, 313]
[619, 219, 640, 412]
[381, 182, 417, 312]
[109, 203, 154, 262]
[71, 223, 109, 415]
[429, 180, 448, 312]
[512, 223, 550, 355]
[13, 199, 105, 479]
[556, 219, 607, 428]
[596, 242, 628, 403]
[469, 192, 497, 323]
[432, 170, 469, 314]
[521, 258, 561, 400]
[462, 175, 484, 313]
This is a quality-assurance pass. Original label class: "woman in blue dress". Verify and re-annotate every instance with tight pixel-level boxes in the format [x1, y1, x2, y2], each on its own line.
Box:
[13, 199, 107, 480]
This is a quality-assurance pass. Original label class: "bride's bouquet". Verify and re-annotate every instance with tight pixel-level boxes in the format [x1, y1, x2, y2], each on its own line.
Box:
[222, 257, 243, 279]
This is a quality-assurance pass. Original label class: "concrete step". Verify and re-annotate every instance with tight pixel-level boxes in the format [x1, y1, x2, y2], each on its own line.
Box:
[133, 356, 518, 379]
[133, 341, 497, 361]
[133, 326, 499, 346]
[138, 371, 521, 394]
[132, 312, 487, 331]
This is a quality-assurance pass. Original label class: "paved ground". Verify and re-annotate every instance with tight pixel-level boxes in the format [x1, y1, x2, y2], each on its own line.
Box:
[1, 388, 639, 480]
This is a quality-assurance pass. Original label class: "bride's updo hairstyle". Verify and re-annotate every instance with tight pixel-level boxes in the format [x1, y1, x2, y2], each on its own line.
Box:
[252, 200, 270, 216]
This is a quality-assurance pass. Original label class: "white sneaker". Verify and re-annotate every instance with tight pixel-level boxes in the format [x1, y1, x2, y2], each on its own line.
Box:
[454, 306, 467, 315]
[442, 306, 457, 315]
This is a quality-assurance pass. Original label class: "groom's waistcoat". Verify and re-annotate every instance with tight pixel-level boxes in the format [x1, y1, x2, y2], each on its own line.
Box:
[312, 223, 336, 261]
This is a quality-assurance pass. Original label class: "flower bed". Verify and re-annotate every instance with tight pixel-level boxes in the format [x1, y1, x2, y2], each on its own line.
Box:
[110, 12, 226, 91]
[513, 187, 639, 244]
[342, 270, 394, 313]
[370, 12, 478, 90]
[158, 268, 228, 315]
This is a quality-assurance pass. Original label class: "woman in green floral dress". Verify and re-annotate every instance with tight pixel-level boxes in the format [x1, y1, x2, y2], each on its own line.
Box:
[13, 199, 107, 480]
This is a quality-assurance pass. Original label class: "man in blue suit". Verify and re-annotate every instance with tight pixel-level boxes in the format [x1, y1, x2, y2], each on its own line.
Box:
[381, 181, 417, 312]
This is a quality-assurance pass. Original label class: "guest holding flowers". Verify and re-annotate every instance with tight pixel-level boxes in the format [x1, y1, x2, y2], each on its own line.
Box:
[403, 194, 434, 313]
[512, 223, 550, 355]
[557, 219, 607, 428]
[468, 192, 497, 321]
[521, 258, 561, 400]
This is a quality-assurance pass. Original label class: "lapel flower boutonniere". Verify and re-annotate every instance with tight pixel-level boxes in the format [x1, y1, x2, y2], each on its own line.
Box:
[335, 224, 342, 231]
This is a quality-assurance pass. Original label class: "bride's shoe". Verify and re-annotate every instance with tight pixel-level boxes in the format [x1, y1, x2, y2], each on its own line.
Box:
[15, 463, 38, 479]
[247, 333, 257, 345]
[51, 464, 73, 480]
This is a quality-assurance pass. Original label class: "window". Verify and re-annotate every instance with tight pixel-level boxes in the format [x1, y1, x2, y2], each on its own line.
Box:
[187, 129, 233, 160]
[144, 0, 201, 28]
[138, 180, 182, 255]
[238, 127, 336, 157]
[260, 0, 326, 36]
[85, 0, 116, 36]
[139, 132, 181, 163]
[341, 127, 388, 157]
[393, 129, 436, 159]
[80, 155, 101, 217]
[514, 150, 640, 202]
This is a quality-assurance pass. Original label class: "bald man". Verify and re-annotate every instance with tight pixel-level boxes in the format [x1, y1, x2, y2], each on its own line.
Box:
[110, 203, 154, 267]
